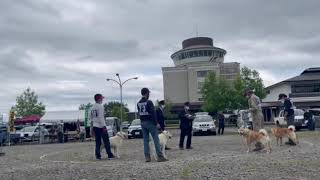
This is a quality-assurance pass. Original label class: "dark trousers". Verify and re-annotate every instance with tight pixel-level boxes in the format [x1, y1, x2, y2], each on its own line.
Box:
[218, 124, 224, 135]
[93, 127, 113, 158]
[179, 128, 192, 148]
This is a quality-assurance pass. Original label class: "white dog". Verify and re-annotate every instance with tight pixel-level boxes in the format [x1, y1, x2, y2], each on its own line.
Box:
[149, 130, 172, 160]
[101, 131, 127, 158]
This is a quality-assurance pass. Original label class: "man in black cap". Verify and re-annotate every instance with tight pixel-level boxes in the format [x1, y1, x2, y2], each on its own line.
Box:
[179, 102, 194, 150]
[278, 93, 296, 145]
[137, 88, 167, 162]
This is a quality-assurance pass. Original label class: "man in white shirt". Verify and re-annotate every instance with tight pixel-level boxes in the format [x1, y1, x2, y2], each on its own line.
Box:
[90, 94, 114, 160]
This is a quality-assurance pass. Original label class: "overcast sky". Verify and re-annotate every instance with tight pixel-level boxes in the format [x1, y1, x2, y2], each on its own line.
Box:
[0, 0, 319, 114]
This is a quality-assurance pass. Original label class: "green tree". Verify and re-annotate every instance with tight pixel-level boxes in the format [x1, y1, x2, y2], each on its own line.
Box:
[201, 72, 234, 113]
[79, 103, 93, 110]
[201, 66, 266, 112]
[103, 101, 129, 121]
[11, 88, 46, 117]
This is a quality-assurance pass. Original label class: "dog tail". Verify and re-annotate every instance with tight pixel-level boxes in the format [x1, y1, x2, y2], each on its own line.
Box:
[271, 128, 276, 135]
[259, 129, 269, 136]
[288, 125, 296, 132]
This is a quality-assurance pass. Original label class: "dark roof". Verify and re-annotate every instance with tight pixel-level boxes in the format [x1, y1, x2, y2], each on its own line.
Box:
[266, 67, 320, 89]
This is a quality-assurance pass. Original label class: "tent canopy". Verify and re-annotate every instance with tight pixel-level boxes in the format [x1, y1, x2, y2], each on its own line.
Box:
[15, 115, 40, 125]
[40, 110, 86, 123]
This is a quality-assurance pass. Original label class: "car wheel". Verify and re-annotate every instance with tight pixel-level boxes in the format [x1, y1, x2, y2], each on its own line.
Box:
[212, 131, 217, 136]
[193, 132, 197, 136]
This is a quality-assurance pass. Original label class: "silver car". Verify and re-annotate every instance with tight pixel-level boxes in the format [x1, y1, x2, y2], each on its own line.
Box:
[192, 114, 216, 136]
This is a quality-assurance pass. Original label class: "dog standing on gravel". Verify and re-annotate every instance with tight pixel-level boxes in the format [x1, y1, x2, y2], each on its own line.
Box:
[149, 130, 172, 160]
[238, 127, 272, 153]
[271, 125, 298, 146]
[101, 131, 127, 158]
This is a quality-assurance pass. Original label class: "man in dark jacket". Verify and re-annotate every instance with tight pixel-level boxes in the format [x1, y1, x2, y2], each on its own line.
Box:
[179, 102, 194, 150]
[137, 88, 167, 162]
[156, 100, 166, 131]
[278, 93, 296, 145]
[217, 111, 225, 135]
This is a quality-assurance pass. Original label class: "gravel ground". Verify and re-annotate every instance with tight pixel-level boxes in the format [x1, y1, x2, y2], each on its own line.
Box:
[0, 127, 320, 180]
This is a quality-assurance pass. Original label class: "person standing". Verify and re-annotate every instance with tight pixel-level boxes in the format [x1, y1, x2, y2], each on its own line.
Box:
[244, 89, 263, 131]
[217, 111, 225, 135]
[244, 89, 264, 151]
[137, 88, 167, 162]
[179, 102, 194, 150]
[156, 100, 166, 131]
[278, 93, 296, 145]
[90, 94, 114, 160]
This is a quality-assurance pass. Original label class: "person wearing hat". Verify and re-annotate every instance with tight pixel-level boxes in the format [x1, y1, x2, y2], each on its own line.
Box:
[90, 94, 114, 160]
[137, 88, 167, 162]
[278, 93, 296, 145]
[244, 88, 263, 131]
[244, 88, 264, 151]
[179, 102, 194, 150]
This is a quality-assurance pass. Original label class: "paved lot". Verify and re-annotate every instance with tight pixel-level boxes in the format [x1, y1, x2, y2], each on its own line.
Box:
[0, 127, 320, 180]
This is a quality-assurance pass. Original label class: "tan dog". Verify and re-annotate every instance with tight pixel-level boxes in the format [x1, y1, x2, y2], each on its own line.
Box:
[149, 130, 172, 160]
[238, 127, 272, 153]
[271, 125, 298, 146]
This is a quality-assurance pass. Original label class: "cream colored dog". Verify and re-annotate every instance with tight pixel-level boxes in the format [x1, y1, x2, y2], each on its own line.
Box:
[101, 131, 127, 158]
[149, 130, 172, 160]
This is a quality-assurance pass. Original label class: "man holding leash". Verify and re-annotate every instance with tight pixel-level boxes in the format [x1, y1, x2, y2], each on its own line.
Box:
[156, 100, 171, 150]
[179, 102, 194, 150]
[244, 89, 264, 150]
[137, 88, 167, 162]
[278, 93, 296, 145]
[90, 94, 114, 160]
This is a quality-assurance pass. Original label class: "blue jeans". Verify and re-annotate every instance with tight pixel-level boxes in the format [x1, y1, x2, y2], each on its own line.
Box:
[141, 120, 163, 157]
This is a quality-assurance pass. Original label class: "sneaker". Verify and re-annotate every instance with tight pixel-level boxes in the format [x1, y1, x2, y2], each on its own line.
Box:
[179, 147, 184, 150]
[96, 157, 102, 160]
[157, 155, 168, 162]
[145, 155, 151, 162]
[165, 147, 171, 150]
[186, 147, 193, 150]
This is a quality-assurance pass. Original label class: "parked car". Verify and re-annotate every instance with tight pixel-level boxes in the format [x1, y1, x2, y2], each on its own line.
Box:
[105, 117, 121, 137]
[121, 121, 130, 130]
[128, 119, 143, 139]
[18, 126, 49, 141]
[274, 109, 306, 130]
[236, 110, 252, 129]
[192, 112, 216, 136]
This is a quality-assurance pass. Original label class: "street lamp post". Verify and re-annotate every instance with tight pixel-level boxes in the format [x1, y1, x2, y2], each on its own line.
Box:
[106, 74, 138, 131]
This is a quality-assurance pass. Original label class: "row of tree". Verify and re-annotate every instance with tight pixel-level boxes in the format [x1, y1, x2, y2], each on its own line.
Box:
[201, 67, 267, 114]
[79, 102, 130, 121]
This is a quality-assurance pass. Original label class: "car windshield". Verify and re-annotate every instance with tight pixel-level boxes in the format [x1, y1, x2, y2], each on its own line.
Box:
[131, 120, 141, 126]
[22, 126, 37, 132]
[294, 109, 304, 116]
[194, 116, 212, 122]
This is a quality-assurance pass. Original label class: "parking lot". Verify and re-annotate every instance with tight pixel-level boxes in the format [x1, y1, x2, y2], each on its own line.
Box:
[0, 127, 320, 180]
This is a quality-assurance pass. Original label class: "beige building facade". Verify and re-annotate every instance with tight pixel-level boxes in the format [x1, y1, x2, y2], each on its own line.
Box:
[162, 37, 240, 107]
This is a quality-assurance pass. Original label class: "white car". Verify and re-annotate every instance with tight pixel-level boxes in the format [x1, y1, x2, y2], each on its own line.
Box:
[192, 113, 216, 136]
[274, 109, 306, 130]
[18, 126, 49, 141]
[128, 119, 143, 139]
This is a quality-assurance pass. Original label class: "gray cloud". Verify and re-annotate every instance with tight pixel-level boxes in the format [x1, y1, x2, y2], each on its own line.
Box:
[0, 0, 319, 113]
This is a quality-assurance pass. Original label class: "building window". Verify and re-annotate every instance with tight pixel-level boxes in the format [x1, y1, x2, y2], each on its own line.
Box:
[198, 98, 204, 101]
[197, 71, 209, 78]
[175, 50, 224, 61]
[292, 84, 320, 93]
